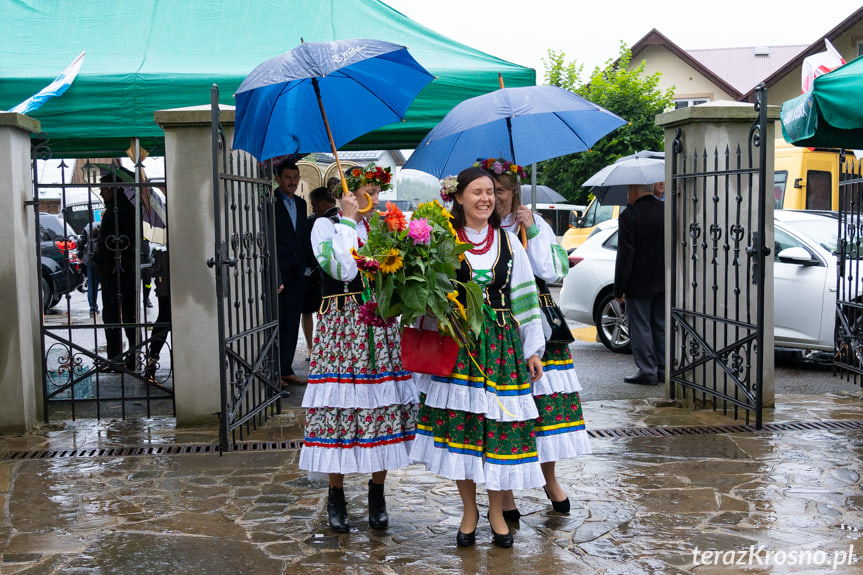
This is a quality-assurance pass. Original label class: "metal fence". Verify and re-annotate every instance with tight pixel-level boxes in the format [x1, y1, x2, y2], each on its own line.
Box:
[668, 86, 769, 428]
[31, 135, 174, 421]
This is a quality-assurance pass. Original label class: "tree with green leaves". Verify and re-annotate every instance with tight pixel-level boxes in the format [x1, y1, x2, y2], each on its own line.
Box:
[539, 43, 675, 204]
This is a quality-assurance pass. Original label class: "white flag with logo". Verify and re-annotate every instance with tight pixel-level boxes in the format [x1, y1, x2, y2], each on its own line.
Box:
[801, 39, 845, 93]
[7, 51, 86, 114]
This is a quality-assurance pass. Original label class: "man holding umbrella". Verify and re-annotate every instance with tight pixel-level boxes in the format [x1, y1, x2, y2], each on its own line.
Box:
[614, 182, 665, 385]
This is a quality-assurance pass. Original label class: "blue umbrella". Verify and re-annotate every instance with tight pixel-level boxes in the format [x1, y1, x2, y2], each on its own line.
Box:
[403, 85, 627, 178]
[233, 39, 434, 175]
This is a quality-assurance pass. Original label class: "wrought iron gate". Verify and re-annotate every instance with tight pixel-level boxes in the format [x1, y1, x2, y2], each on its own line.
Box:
[31, 135, 174, 421]
[668, 86, 770, 428]
[209, 86, 282, 451]
[835, 153, 863, 381]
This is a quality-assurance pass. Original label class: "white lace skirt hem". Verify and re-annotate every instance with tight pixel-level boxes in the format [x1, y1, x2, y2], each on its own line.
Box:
[409, 435, 546, 491]
[299, 440, 414, 476]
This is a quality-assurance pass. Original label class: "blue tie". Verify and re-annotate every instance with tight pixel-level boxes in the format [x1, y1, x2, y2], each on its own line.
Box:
[283, 194, 296, 228]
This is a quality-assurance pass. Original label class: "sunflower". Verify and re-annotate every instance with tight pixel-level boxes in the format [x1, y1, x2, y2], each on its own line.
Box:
[379, 248, 404, 274]
[447, 290, 468, 321]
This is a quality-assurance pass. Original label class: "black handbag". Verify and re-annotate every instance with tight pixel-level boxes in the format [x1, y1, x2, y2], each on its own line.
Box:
[540, 301, 575, 344]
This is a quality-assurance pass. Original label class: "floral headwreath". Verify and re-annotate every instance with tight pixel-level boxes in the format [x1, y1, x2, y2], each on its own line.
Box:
[344, 163, 393, 192]
[439, 175, 458, 203]
[474, 158, 527, 179]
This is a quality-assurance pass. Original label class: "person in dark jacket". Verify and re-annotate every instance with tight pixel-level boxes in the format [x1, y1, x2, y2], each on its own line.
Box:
[273, 160, 311, 386]
[614, 183, 665, 385]
[144, 246, 171, 386]
[96, 173, 140, 369]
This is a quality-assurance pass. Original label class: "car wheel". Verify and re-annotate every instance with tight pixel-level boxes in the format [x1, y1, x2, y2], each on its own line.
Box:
[41, 276, 54, 312]
[594, 291, 631, 353]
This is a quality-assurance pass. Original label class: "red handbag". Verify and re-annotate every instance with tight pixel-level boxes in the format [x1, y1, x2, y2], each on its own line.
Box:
[400, 320, 460, 377]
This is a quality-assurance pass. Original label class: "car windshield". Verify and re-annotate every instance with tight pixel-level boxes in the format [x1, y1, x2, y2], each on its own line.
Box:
[39, 213, 66, 238]
[782, 218, 838, 254]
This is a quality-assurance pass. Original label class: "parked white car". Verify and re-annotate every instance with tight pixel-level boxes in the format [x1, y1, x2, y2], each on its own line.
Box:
[560, 211, 843, 353]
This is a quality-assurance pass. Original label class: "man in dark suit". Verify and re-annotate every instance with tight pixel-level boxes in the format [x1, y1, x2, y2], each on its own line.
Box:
[274, 160, 310, 386]
[96, 172, 140, 369]
[614, 183, 665, 385]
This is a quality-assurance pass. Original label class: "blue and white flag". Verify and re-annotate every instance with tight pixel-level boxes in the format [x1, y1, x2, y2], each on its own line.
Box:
[7, 51, 86, 114]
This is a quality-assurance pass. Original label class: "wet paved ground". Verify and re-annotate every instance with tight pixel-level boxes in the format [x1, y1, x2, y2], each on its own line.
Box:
[1, 391, 863, 574]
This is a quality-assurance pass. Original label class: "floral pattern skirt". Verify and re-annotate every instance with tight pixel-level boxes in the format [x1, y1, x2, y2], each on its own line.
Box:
[299, 299, 417, 476]
[533, 341, 591, 463]
[411, 317, 545, 491]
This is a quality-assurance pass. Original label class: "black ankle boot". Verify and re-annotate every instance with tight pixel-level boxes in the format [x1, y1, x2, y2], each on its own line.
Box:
[367, 480, 388, 530]
[327, 487, 350, 533]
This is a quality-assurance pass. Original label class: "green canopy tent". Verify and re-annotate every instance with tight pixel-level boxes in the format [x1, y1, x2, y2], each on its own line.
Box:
[781, 55, 863, 148]
[0, 0, 535, 157]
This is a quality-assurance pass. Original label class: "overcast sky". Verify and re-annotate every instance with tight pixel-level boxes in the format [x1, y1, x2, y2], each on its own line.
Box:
[382, 1, 862, 78]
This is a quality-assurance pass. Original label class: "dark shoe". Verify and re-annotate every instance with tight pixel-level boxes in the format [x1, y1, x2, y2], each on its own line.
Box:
[367, 480, 388, 530]
[280, 374, 306, 387]
[327, 487, 350, 533]
[144, 362, 157, 385]
[544, 486, 571, 513]
[456, 529, 476, 547]
[624, 373, 657, 385]
[457, 510, 479, 547]
[502, 508, 521, 522]
[491, 526, 514, 548]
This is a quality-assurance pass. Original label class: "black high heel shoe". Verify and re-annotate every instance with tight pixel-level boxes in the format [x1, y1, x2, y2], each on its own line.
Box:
[543, 485, 570, 514]
[491, 526, 514, 548]
[487, 512, 514, 548]
[456, 509, 478, 547]
[502, 508, 521, 522]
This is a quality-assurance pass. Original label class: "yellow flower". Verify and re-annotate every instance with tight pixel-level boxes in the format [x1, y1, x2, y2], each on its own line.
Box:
[447, 290, 467, 321]
[379, 248, 404, 274]
[447, 221, 459, 238]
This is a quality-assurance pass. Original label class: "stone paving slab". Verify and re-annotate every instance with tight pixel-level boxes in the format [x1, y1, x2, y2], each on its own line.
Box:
[0, 395, 862, 573]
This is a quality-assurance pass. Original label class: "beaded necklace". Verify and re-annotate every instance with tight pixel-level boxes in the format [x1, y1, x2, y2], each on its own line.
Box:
[457, 224, 495, 255]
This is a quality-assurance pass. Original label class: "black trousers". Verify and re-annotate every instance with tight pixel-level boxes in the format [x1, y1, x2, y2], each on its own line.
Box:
[100, 266, 138, 362]
[278, 275, 305, 376]
[149, 295, 171, 360]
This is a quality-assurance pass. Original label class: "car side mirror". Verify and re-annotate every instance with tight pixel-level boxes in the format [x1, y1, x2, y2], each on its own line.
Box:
[777, 246, 817, 266]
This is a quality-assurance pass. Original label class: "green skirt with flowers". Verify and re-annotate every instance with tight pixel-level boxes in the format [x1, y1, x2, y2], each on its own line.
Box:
[410, 313, 545, 491]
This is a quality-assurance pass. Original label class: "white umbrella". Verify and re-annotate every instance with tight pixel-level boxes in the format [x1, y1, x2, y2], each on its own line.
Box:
[582, 157, 665, 187]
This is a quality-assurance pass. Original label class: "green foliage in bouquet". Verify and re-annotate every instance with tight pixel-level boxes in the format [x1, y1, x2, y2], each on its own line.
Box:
[353, 200, 485, 346]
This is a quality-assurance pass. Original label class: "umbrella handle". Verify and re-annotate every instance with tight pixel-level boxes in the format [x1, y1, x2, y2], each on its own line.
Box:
[519, 224, 527, 249]
[312, 77, 352, 202]
[358, 193, 373, 215]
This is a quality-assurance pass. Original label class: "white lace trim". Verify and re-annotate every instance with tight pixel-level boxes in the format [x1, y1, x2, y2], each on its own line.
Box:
[410, 435, 546, 491]
[532, 364, 583, 396]
[301, 377, 418, 410]
[536, 429, 592, 463]
[299, 440, 414, 475]
[417, 375, 539, 422]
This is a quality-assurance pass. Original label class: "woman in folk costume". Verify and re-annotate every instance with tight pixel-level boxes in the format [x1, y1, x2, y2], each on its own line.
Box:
[299, 164, 417, 533]
[410, 166, 546, 548]
[487, 159, 591, 521]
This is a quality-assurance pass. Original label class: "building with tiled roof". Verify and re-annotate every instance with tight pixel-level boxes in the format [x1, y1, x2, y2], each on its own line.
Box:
[627, 7, 863, 108]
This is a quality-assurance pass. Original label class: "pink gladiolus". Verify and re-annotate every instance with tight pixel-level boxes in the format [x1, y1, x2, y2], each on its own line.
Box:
[408, 217, 432, 245]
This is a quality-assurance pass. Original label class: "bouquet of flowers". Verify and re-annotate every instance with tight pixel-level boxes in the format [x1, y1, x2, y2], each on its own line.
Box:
[353, 200, 484, 345]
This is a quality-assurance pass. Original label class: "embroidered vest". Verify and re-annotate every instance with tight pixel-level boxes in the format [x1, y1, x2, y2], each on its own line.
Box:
[455, 229, 513, 315]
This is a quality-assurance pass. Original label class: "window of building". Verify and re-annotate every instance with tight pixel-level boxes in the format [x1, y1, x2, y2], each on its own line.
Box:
[674, 98, 709, 109]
